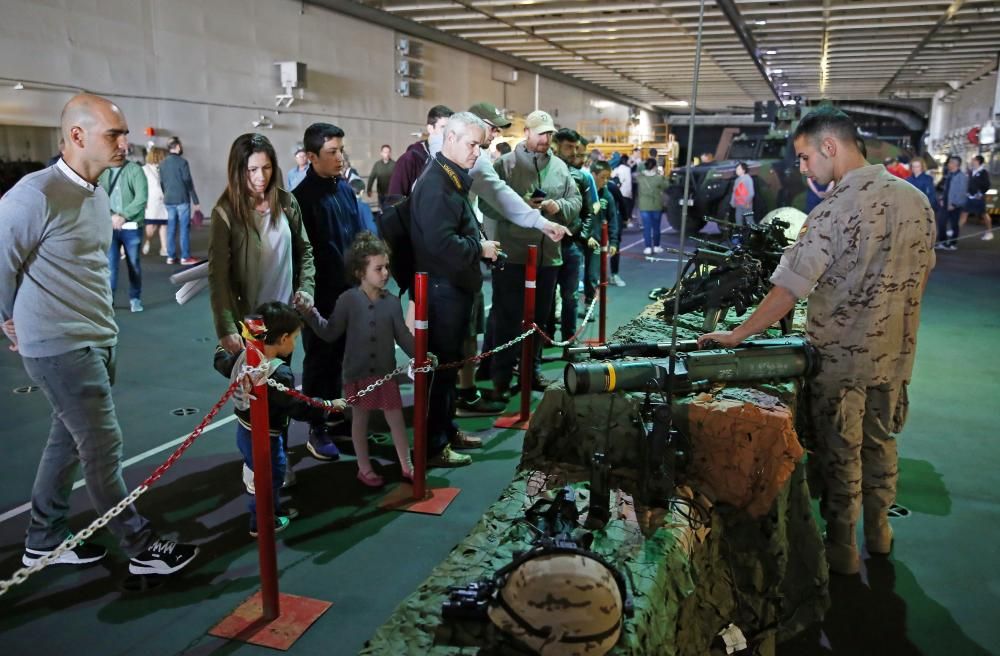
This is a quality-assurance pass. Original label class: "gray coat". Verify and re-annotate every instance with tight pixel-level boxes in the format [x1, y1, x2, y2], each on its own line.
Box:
[946, 170, 968, 209]
[304, 287, 414, 384]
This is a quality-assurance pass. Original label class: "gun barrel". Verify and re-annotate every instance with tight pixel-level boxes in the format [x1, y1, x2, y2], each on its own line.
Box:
[563, 336, 820, 395]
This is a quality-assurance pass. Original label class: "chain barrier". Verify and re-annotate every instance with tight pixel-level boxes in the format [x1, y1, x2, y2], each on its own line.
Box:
[0, 379, 242, 598]
[533, 295, 601, 348]
[1, 321, 543, 595]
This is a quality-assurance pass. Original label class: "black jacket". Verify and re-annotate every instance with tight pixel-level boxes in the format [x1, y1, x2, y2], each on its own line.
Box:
[213, 347, 327, 434]
[410, 153, 482, 294]
[292, 166, 365, 314]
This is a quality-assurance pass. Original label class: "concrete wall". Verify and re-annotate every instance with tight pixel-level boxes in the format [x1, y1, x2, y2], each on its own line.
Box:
[0, 0, 641, 203]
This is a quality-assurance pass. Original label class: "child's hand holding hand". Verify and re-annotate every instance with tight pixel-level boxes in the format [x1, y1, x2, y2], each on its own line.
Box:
[324, 398, 348, 412]
[293, 291, 314, 314]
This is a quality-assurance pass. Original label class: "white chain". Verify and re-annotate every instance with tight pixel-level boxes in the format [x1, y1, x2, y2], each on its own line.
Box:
[0, 483, 149, 597]
[544, 295, 601, 347]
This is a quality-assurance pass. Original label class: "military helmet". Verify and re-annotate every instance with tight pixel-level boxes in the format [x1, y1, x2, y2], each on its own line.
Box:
[487, 548, 625, 655]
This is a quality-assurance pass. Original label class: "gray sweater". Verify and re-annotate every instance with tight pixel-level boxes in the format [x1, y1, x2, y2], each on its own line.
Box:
[0, 164, 118, 357]
[304, 287, 414, 383]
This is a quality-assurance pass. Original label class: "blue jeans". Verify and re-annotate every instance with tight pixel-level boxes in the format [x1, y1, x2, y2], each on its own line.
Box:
[427, 278, 473, 457]
[236, 423, 286, 531]
[640, 210, 662, 247]
[108, 228, 142, 301]
[165, 203, 191, 260]
[21, 346, 155, 556]
[550, 242, 582, 341]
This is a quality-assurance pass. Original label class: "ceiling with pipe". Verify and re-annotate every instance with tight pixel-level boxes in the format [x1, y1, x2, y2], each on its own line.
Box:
[354, 0, 1000, 113]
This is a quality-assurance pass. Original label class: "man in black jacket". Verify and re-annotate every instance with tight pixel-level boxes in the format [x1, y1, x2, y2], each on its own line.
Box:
[293, 123, 365, 463]
[410, 112, 500, 467]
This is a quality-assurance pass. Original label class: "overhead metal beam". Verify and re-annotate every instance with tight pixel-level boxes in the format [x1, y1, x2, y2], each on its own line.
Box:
[306, 0, 657, 112]
[879, 0, 966, 94]
[713, 0, 783, 102]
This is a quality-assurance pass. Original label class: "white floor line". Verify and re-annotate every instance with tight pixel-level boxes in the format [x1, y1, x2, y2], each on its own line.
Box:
[0, 414, 237, 525]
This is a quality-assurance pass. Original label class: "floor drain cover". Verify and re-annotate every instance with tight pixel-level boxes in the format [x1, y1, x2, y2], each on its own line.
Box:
[194, 336, 213, 343]
[171, 407, 199, 416]
[888, 503, 910, 518]
[13, 385, 40, 394]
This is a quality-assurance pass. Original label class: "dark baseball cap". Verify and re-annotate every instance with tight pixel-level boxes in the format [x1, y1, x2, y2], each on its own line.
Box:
[469, 102, 512, 128]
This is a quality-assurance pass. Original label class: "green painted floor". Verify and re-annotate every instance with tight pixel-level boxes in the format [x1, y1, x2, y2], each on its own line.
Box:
[0, 222, 997, 656]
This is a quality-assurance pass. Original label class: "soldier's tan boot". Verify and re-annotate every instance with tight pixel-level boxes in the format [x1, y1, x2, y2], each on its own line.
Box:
[864, 514, 894, 555]
[825, 521, 860, 575]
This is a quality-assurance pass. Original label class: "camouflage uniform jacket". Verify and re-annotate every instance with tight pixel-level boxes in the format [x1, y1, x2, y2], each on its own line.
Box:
[770, 164, 936, 386]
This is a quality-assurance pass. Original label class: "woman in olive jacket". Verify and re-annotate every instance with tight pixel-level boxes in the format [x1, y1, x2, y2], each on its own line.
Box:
[209, 133, 315, 354]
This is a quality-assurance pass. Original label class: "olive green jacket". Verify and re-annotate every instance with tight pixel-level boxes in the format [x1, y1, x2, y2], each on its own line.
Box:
[488, 143, 581, 267]
[637, 170, 669, 212]
[208, 189, 315, 339]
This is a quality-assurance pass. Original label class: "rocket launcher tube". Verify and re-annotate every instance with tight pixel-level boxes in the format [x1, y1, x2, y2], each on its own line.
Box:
[563, 336, 820, 395]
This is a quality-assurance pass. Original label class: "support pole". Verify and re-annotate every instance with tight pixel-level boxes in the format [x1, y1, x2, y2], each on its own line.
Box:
[517, 244, 538, 422]
[245, 326, 279, 621]
[494, 245, 538, 430]
[412, 272, 429, 501]
[599, 221, 609, 344]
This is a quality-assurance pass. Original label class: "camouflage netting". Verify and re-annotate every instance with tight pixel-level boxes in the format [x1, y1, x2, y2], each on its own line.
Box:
[362, 306, 828, 655]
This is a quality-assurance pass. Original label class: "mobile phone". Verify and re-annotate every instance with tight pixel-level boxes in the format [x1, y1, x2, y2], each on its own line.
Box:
[531, 188, 547, 199]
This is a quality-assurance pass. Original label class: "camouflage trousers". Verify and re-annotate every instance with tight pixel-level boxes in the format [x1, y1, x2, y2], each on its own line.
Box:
[806, 379, 908, 526]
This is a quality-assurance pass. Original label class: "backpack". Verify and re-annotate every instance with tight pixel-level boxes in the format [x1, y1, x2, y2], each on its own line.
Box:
[376, 196, 416, 294]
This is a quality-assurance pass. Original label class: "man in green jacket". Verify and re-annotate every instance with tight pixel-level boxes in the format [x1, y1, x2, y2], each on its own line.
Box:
[366, 144, 395, 209]
[486, 110, 580, 394]
[98, 158, 147, 312]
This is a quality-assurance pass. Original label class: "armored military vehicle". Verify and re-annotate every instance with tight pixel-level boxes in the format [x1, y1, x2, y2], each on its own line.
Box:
[665, 111, 902, 232]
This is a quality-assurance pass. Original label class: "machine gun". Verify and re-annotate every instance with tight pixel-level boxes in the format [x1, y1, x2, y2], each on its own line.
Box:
[563, 336, 819, 396]
[713, 215, 791, 274]
[657, 246, 768, 332]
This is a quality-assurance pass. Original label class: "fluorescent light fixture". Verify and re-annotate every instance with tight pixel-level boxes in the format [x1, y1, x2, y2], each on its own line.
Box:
[754, 19, 767, 26]
[653, 100, 689, 107]
[765, 50, 778, 55]
[772, 69, 783, 74]
[781, 82, 789, 87]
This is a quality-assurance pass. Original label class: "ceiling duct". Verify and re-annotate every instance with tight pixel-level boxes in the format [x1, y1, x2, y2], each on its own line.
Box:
[837, 102, 927, 132]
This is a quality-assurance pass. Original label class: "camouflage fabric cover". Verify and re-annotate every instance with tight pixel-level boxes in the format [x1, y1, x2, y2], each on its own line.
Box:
[683, 389, 804, 518]
[362, 305, 828, 655]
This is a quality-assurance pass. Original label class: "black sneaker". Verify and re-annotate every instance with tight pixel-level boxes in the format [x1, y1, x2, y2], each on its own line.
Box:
[455, 389, 507, 417]
[23, 539, 107, 567]
[128, 539, 199, 575]
[249, 515, 291, 538]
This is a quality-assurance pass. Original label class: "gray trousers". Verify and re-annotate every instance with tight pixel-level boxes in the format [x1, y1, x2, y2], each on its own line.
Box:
[22, 346, 154, 556]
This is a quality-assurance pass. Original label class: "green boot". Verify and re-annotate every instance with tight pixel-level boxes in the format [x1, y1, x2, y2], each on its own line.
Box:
[825, 520, 860, 575]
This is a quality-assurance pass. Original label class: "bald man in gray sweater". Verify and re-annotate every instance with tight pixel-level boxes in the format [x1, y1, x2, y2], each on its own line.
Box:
[0, 94, 198, 579]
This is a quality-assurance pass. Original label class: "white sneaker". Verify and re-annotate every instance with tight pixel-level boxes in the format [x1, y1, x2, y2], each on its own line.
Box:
[611, 274, 626, 287]
[982, 232, 995, 241]
[653, 246, 665, 254]
[242, 463, 255, 494]
[130, 299, 143, 313]
[643, 247, 652, 255]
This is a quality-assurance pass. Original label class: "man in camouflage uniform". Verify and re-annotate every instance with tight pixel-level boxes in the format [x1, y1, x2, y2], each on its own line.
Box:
[700, 107, 936, 575]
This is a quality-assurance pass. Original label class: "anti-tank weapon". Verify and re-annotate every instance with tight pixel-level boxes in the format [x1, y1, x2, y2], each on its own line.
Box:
[563, 336, 820, 396]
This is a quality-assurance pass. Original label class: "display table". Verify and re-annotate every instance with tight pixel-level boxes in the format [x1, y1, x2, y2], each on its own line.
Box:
[362, 304, 828, 655]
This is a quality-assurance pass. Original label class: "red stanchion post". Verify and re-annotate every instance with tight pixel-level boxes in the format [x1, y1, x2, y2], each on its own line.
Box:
[411, 273, 429, 501]
[599, 222, 609, 344]
[517, 245, 538, 422]
[245, 328, 280, 621]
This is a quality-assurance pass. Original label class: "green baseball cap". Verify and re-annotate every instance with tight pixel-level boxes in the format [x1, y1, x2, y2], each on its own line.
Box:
[469, 102, 512, 128]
